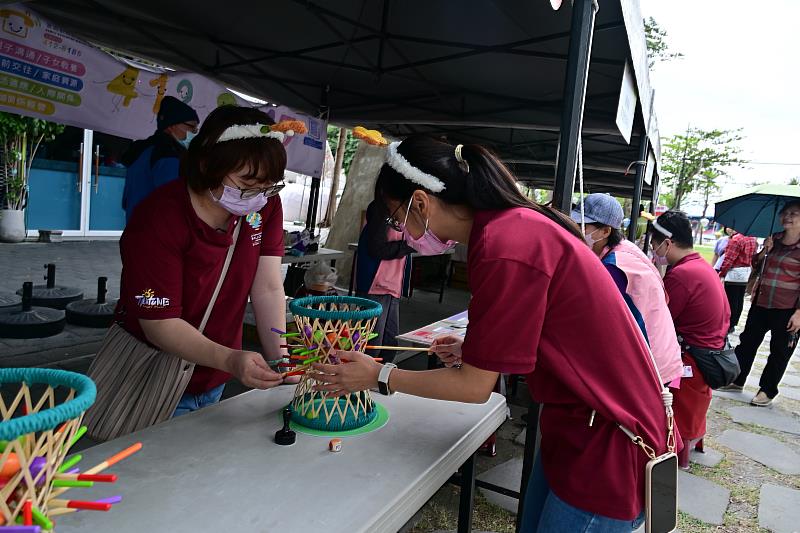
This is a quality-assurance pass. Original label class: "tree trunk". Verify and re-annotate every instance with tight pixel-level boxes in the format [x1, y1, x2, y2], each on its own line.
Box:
[322, 127, 347, 227]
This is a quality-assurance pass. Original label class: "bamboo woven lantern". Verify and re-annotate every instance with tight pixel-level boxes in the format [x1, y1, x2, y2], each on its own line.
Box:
[287, 296, 383, 431]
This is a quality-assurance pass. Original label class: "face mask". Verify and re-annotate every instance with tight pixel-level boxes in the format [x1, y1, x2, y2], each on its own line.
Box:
[400, 198, 457, 256]
[178, 130, 196, 149]
[583, 228, 601, 248]
[209, 185, 269, 216]
[652, 241, 669, 266]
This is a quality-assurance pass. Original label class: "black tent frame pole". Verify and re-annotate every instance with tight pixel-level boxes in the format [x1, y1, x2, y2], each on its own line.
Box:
[305, 86, 331, 237]
[642, 172, 660, 252]
[552, 0, 597, 213]
[628, 135, 648, 241]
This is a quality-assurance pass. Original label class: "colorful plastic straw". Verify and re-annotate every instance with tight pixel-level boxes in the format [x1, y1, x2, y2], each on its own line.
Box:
[0, 526, 40, 532]
[58, 454, 82, 473]
[84, 442, 143, 475]
[55, 474, 116, 483]
[29, 508, 52, 531]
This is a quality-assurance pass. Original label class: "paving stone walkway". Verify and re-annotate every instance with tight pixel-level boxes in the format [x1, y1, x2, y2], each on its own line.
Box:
[727, 405, 800, 435]
[717, 429, 800, 475]
[678, 471, 730, 525]
[758, 484, 800, 533]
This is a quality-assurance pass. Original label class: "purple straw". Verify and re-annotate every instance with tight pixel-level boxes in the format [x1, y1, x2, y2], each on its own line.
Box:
[65, 467, 80, 474]
[303, 325, 313, 339]
[0, 527, 41, 532]
[352, 331, 360, 343]
[270, 327, 286, 335]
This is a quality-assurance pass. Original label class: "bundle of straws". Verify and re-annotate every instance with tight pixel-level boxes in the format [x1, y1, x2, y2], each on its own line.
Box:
[0, 368, 141, 531]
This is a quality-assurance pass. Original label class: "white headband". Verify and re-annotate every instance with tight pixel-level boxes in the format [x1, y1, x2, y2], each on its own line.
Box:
[216, 123, 296, 144]
[652, 220, 673, 238]
[386, 142, 446, 193]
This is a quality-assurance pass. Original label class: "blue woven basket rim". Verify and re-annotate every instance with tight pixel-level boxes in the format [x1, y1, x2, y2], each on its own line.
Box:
[0, 368, 96, 441]
[289, 295, 383, 321]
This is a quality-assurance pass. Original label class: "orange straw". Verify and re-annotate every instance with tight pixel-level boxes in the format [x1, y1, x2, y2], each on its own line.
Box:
[84, 442, 142, 475]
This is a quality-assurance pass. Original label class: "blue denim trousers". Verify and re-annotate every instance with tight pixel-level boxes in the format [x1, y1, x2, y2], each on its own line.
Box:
[172, 383, 225, 418]
[520, 452, 645, 532]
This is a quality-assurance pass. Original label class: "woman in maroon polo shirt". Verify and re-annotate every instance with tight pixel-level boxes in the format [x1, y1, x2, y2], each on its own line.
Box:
[115, 105, 292, 417]
[648, 210, 730, 469]
[311, 136, 674, 532]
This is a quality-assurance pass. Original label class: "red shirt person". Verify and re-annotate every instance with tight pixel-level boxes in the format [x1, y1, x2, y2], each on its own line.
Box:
[718, 232, 758, 333]
[92, 106, 294, 430]
[649, 210, 730, 469]
[313, 136, 673, 531]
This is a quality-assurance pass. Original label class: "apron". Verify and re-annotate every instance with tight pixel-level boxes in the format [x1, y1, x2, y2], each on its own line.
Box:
[672, 352, 712, 440]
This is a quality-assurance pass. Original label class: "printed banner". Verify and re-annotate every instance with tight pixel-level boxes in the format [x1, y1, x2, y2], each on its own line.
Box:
[0, 5, 326, 177]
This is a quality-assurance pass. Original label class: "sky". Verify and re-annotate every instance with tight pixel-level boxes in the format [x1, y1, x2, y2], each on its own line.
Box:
[639, 0, 800, 216]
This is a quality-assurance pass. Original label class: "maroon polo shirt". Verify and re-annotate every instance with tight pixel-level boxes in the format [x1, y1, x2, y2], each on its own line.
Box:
[460, 208, 669, 521]
[115, 177, 284, 394]
[663, 253, 730, 349]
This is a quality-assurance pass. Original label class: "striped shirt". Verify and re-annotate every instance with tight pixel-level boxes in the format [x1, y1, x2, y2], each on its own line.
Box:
[719, 234, 758, 277]
[755, 233, 800, 309]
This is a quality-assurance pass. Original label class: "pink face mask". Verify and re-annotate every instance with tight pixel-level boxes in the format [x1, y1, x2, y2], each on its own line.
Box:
[652, 241, 669, 266]
[209, 185, 269, 216]
[400, 198, 457, 255]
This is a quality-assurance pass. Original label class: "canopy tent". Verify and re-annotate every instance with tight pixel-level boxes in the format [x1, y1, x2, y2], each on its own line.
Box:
[21, 0, 661, 209]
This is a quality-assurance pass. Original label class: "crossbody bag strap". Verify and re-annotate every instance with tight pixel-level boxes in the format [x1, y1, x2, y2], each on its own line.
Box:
[199, 217, 242, 334]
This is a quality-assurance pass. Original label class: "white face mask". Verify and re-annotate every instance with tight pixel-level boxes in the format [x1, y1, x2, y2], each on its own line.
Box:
[583, 228, 602, 248]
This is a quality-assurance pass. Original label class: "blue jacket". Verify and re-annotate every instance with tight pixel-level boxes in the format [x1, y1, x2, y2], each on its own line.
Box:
[121, 131, 184, 222]
[355, 202, 413, 297]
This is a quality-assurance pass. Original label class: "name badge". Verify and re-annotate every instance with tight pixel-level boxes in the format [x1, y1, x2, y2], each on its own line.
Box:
[683, 365, 694, 378]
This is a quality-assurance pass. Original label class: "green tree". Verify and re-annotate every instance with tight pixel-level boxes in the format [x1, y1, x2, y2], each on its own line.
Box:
[0, 113, 64, 210]
[661, 127, 745, 210]
[694, 169, 722, 243]
[789, 177, 800, 186]
[644, 17, 684, 68]
[326, 125, 359, 176]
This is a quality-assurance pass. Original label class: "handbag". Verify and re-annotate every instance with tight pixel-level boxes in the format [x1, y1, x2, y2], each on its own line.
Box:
[84, 220, 241, 441]
[682, 339, 740, 390]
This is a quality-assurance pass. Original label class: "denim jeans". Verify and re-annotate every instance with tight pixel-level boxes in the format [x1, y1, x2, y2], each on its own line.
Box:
[172, 383, 226, 417]
[520, 452, 645, 532]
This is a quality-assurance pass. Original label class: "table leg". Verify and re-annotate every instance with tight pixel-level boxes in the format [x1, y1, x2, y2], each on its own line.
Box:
[438, 255, 450, 303]
[516, 402, 541, 533]
[457, 452, 476, 533]
[348, 250, 357, 296]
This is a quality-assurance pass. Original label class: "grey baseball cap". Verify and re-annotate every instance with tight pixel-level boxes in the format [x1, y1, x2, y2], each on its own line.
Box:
[570, 193, 624, 229]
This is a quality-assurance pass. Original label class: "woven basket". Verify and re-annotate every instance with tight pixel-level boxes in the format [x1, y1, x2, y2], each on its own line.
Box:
[288, 296, 383, 431]
[0, 368, 96, 530]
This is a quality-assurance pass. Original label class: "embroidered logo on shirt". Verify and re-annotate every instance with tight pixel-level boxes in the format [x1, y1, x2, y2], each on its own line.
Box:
[246, 212, 262, 231]
[246, 212, 263, 247]
[135, 288, 170, 308]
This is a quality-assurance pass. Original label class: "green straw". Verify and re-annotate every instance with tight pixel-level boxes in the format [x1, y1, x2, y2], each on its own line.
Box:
[65, 425, 87, 451]
[367, 333, 379, 340]
[58, 454, 83, 473]
[280, 332, 300, 338]
[31, 506, 54, 530]
[52, 479, 93, 488]
[291, 347, 307, 355]
[298, 349, 317, 356]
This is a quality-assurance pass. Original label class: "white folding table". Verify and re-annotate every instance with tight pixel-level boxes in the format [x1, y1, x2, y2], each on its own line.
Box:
[57, 385, 506, 533]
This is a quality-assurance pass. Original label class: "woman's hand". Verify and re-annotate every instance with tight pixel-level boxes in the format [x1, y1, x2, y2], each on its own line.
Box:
[310, 350, 383, 397]
[787, 310, 800, 333]
[227, 350, 284, 389]
[764, 236, 774, 253]
[430, 335, 464, 367]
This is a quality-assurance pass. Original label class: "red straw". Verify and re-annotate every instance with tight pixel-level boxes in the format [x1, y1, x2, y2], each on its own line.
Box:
[77, 474, 117, 483]
[22, 500, 32, 525]
[67, 500, 112, 511]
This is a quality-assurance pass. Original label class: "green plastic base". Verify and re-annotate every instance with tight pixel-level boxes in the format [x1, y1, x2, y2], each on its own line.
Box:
[286, 401, 390, 437]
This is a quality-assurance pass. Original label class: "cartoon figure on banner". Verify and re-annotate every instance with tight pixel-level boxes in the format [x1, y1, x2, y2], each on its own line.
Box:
[217, 92, 236, 107]
[149, 73, 169, 115]
[176, 79, 193, 104]
[0, 8, 38, 39]
[105, 66, 140, 112]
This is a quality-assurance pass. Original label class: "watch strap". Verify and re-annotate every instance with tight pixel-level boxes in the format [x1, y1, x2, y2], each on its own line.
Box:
[378, 363, 397, 395]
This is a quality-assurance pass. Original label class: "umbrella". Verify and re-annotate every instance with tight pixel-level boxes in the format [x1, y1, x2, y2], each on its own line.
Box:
[714, 184, 800, 238]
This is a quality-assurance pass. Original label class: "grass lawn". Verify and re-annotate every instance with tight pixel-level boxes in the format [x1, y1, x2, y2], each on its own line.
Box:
[696, 244, 715, 264]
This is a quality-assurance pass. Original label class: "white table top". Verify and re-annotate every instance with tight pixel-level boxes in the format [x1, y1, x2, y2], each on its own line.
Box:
[281, 247, 348, 264]
[347, 242, 454, 258]
[57, 386, 506, 533]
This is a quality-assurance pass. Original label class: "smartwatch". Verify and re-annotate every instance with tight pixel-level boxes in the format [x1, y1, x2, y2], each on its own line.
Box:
[377, 363, 397, 395]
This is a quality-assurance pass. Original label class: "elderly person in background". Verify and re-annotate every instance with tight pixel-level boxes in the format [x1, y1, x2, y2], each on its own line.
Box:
[722, 200, 800, 406]
[572, 193, 683, 386]
[718, 230, 758, 334]
[649, 210, 730, 469]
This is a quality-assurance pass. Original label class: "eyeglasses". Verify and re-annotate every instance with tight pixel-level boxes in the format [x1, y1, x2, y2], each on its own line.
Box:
[231, 181, 286, 200]
[181, 122, 199, 133]
[385, 201, 408, 232]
